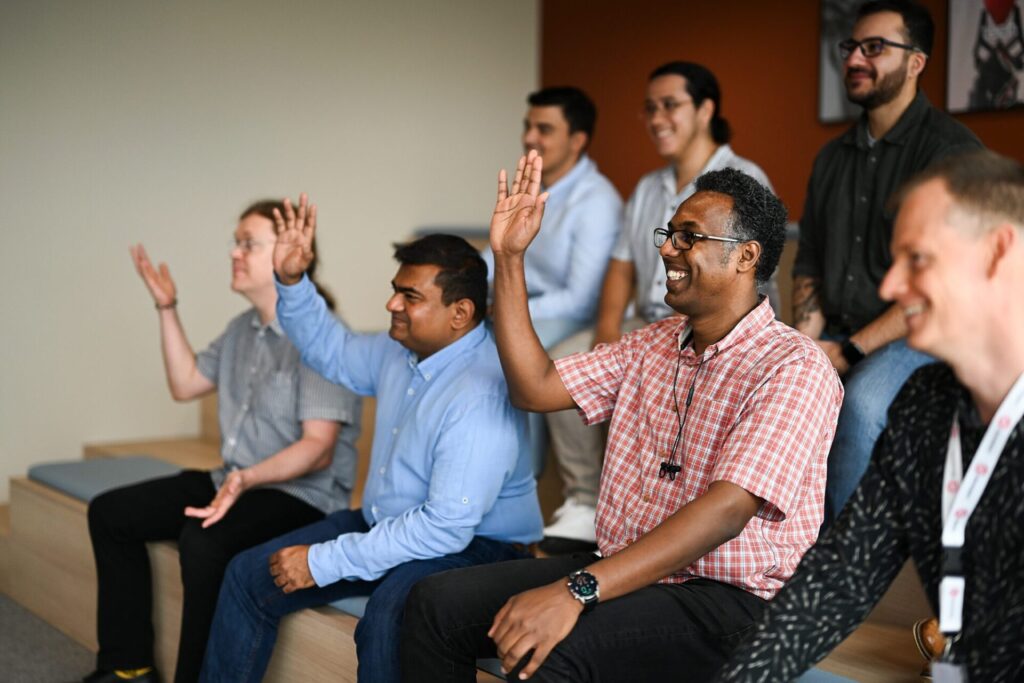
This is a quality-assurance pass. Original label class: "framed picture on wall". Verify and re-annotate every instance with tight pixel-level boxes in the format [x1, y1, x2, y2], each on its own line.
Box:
[948, 0, 1024, 112]
[819, 0, 861, 122]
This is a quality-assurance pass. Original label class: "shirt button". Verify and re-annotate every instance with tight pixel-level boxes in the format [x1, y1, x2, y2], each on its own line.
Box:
[241, 403, 249, 411]
[869, 156, 877, 163]
[371, 505, 379, 516]
[250, 366, 257, 373]
[642, 495, 651, 503]
[379, 466, 386, 475]
[461, 497, 469, 504]
[859, 195, 867, 203]
[847, 274, 854, 281]
[424, 373, 431, 380]
[407, 388, 415, 396]
[227, 437, 236, 446]
[854, 236, 862, 243]
[392, 428, 399, 435]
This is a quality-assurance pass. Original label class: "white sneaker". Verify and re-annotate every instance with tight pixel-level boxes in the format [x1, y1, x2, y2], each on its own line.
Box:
[543, 498, 597, 542]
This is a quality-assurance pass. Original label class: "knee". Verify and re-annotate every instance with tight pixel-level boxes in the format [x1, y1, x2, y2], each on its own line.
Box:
[87, 488, 125, 537]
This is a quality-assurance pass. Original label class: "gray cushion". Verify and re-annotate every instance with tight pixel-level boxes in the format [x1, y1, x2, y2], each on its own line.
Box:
[28, 456, 182, 502]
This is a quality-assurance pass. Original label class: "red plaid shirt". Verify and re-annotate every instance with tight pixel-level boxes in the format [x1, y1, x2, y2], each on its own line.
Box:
[554, 298, 842, 600]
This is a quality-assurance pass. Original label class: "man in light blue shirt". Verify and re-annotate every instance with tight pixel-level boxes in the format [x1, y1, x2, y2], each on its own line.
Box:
[201, 216, 542, 683]
[481, 86, 623, 349]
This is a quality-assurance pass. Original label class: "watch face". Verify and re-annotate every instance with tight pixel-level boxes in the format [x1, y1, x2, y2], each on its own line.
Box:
[569, 571, 598, 599]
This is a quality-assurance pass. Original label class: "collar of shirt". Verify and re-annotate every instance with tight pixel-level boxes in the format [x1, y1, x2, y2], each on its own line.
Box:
[676, 296, 774, 364]
[847, 90, 930, 150]
[543, 153, 595, 207]
[656, 144, 736, 202]
[403, 321, 487, 379]
[248, 311, 284, 336]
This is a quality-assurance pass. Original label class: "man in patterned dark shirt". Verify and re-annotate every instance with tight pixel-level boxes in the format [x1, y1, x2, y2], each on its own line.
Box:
[718, 150, 1024, 682]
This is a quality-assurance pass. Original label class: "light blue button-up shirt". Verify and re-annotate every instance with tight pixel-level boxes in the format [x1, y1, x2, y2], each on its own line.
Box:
[276, 275, 543, 585]
[483, 154, 623, 322]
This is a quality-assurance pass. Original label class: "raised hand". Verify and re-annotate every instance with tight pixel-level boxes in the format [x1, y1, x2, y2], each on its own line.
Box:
[490, 151, 549, 257]
[183, 469, 247, 528]
[272, 193, 317, 285]
[130, 244, 177, 307]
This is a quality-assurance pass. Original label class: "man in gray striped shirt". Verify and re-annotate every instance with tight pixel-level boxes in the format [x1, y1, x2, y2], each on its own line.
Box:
[83, 200, 361, 683]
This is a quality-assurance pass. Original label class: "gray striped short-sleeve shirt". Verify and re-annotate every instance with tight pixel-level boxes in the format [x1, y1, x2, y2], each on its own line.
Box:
[196, 308, 361, 513]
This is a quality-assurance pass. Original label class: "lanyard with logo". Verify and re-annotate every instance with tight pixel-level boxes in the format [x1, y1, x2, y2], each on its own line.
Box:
[934, 371, 1024, 683]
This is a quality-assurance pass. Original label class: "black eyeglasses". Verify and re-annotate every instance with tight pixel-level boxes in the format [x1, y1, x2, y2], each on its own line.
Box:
[838, 36, 920, 60]
[653, 227, 744, 251]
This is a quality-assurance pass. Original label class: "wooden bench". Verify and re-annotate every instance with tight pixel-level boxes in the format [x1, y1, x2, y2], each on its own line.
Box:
[5, 391, 929, 682]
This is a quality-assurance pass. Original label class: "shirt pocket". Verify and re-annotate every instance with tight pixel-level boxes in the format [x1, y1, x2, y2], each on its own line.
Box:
[257, 370, 298, 420]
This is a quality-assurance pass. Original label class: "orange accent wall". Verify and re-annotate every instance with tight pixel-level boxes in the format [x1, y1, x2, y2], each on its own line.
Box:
[541, 0, 1024, 217]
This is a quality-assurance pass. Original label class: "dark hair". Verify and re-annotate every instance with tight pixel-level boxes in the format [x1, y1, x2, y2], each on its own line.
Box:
[893, 150, 1024, 229]
[392, 234, 488, 323]
[857, 0, 934, 55]
[239, 200, 336, 311]
[649, 62, 731, 144]
[693, 168, 787, 283]
[527, 86, 597, 144]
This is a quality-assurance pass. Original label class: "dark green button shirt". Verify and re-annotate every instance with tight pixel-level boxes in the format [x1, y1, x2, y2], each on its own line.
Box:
[793, 91, 982, 335]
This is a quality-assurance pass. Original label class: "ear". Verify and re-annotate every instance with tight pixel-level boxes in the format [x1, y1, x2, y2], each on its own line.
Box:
[986, 223, 1018, 279]
[569, 130, 588, 159]
[907, 51, 927, 80]
[733, 240, 762, 278]
[696, 98, 715, 129]
[449, 298, 476, 331]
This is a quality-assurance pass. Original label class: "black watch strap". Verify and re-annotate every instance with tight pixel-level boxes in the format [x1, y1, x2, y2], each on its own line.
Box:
[841, 339, 866, 367]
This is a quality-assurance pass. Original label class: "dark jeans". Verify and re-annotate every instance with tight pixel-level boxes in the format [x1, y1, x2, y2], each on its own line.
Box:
[87, 470, 323, 683]
[199, 509, 530, 683]
[400, 554, 766, 682]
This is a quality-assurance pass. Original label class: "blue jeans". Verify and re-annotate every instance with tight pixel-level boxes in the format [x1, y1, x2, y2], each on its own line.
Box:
[199, 509, 528, 683]
[824, 339, 934, 523]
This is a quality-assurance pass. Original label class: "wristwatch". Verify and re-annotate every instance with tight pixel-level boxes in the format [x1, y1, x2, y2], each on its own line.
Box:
[566, 569, 600, 613]
[841, 339, 866, 367]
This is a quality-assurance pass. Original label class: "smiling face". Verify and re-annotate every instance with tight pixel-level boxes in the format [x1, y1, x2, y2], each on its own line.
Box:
[843, 11, 921, 109]
[660, 191, 745, 316]
[879, 179, 990, 360]
[522, 105, 585, 186]
[230, 213, 277, 296]
[385, 263, 464, 359]
[643, 74, 711, 163]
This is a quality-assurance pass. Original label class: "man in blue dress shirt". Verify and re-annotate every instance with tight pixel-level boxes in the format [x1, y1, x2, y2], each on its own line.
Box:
[200, 196, 543, 683]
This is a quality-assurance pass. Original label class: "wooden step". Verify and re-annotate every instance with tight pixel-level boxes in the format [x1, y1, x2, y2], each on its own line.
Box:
[0, 502, 10, 596]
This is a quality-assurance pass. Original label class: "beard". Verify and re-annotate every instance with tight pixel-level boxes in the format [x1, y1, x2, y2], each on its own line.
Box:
[845, 56, 909, 109]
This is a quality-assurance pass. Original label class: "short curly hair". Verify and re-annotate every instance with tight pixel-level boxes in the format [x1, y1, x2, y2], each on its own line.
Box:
[693, 168, 787, 284]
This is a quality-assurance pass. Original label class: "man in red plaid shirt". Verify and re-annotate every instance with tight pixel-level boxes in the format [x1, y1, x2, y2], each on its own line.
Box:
[400, 152, 843, 682]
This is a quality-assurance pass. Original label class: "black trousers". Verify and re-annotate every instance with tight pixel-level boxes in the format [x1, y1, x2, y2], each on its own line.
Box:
[400, 554, 766, 683]
[87, 470, 323, 683]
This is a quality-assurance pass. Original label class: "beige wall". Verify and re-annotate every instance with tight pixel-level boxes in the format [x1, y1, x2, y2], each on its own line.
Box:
[0, 0, 538, 502]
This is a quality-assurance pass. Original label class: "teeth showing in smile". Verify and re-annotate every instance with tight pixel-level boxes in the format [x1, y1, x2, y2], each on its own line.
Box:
[667, 270, 687, 281]
[904, 303, 925, 317]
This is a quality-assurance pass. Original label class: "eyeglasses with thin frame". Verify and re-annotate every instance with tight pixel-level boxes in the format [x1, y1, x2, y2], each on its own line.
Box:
[653, 227, 745, 251]
[838, 36, 920, 60]
[640, 97, 694, 119]
[230, 238, 277, 254]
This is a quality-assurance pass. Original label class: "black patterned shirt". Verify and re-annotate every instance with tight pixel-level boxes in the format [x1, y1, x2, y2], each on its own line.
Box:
[716, 363, 1024, 682]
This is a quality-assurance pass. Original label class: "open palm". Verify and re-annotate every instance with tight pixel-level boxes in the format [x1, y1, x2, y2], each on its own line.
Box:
[272, 193, 317, 284]
[130, 244, 177, 306]
[490, 151, 549, 256]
